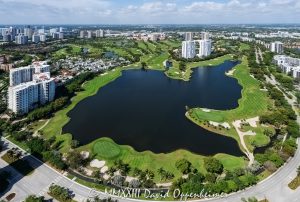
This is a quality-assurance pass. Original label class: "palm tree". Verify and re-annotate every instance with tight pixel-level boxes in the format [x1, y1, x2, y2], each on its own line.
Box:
[141, 62, 147, 70]
[157, 167, 164, 181]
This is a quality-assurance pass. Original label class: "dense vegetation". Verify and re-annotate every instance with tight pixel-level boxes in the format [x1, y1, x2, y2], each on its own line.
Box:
[48, 184, 74, 202]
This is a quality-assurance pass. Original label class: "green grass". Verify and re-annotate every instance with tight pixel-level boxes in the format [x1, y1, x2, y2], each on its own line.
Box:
[53, 44, 82, 58]
[27, 120, 47, 133]
[6, 136, 30, 151]
[166, 54, 234, 81]
[162, 40, 181, 48]
[146, 52, 169, 70]
[244, 131, 271, 150]
[239, 43, 250, 51]
[193, 109, 225, 122]
[92, 138, 121, 159]
[215, 153, 247, 171]
[187, 57, 273, 152]
[79, 138, 246, 182]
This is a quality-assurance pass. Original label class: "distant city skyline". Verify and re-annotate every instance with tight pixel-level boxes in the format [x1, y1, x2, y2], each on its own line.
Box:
[0, 0, 299, 24]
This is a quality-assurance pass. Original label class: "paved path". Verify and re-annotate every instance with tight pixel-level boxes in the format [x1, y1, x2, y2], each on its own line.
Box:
[1, 135, 300, 202]
[255, 47, 260, 64]
[232, 120, 255, 166]
[33, 120, 50, 136]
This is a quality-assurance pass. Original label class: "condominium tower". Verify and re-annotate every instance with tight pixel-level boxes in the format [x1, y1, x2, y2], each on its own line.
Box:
[270, 41, 284, 54]
[182, 41, 196, 59]
[196, 39, 212, 57]
[8, 62, 55, 115]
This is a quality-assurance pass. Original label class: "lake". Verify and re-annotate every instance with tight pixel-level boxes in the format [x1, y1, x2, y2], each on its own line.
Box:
[63, 61, 245, 156]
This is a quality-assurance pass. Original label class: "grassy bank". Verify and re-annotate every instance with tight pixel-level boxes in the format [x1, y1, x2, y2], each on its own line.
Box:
[186, 57, 273, 152]
[39, 54, 247, 182]
[166, 54, 234, 81]
[41, 69, 123, 152]
[79, 138, 246, 182]
[39, 40, 250, 183]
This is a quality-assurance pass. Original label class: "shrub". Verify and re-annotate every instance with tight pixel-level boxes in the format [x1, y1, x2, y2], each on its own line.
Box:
[175, 159, 192, 174]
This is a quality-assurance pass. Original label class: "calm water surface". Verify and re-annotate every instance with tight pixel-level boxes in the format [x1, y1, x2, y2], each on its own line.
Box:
[63, 61, 244, 156]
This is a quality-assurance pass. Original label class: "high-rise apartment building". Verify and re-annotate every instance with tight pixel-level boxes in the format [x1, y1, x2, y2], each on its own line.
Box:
[270, 41, 284, 54]
[40, 34, 46, 42]
[184, 32, 193, 41]
[182, 41, 196, 59]
[10, 66, 35, 86]
[8, 61, 55, 115]
[24, 27, 33, 39]
[32, 34, 40, 43]
[95, 29, 104, 38]
[196, 39, 212, 57]
[201, 32, 210, 40]
[80, 30, 85, 38]
[87, 31, 93, 38]
[182, 32, 212, 59]
[15, 34, 28, 44]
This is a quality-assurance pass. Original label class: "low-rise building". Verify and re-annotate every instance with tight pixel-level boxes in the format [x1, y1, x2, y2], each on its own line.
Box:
[0, 64, 14, 72]
[273, 55, 300, 79]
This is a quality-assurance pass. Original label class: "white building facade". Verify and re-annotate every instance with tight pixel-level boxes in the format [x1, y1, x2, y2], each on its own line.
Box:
[273, 55, 300, 79]
[182, 41, 196, 59]
[270, 42, 284, 54]
[196, 39, 212, 57]
[8, 62, 55, 115]
[182, 32, 212, 59]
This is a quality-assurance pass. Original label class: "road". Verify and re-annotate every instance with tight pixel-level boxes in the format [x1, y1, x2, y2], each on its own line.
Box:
[1, 135, 300, 202]
[1, 76, 300, 202]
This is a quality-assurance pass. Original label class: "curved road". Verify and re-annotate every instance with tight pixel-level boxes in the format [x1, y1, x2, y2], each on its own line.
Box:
[1, 135, 300, 202]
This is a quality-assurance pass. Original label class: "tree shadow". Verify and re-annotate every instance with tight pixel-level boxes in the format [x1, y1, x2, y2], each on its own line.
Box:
[0, 142, 43, 198]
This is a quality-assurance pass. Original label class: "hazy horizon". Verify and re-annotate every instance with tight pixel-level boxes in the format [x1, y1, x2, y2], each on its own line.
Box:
[0, 0, 299, 24]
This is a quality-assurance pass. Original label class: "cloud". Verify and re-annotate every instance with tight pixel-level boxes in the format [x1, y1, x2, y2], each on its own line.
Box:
[0, 0, 298, 24]
[184, 1, 224, 12]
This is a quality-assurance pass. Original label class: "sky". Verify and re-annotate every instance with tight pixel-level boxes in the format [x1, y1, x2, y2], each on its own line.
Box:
[0, 0, 299, 24]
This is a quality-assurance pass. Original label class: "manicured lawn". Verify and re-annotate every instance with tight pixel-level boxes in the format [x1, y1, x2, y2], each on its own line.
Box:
[193, 109, 225, 122]
[162, 40, 181, 48]
[187, 57, 273, 153]
[53, 44, 82, 59]
[27, 120, 47, 133]
[239, 43, 250, 51]
[6, 136, 29, 151]
[166, 54, 234, 81]
[244, 132, 270, 149]
[215, 153, 247, 171]
[147, 52, 169, 70]
[110, 47, 132, 58]
[92, 138, 121, 159]
[79, 138, 246, 182]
